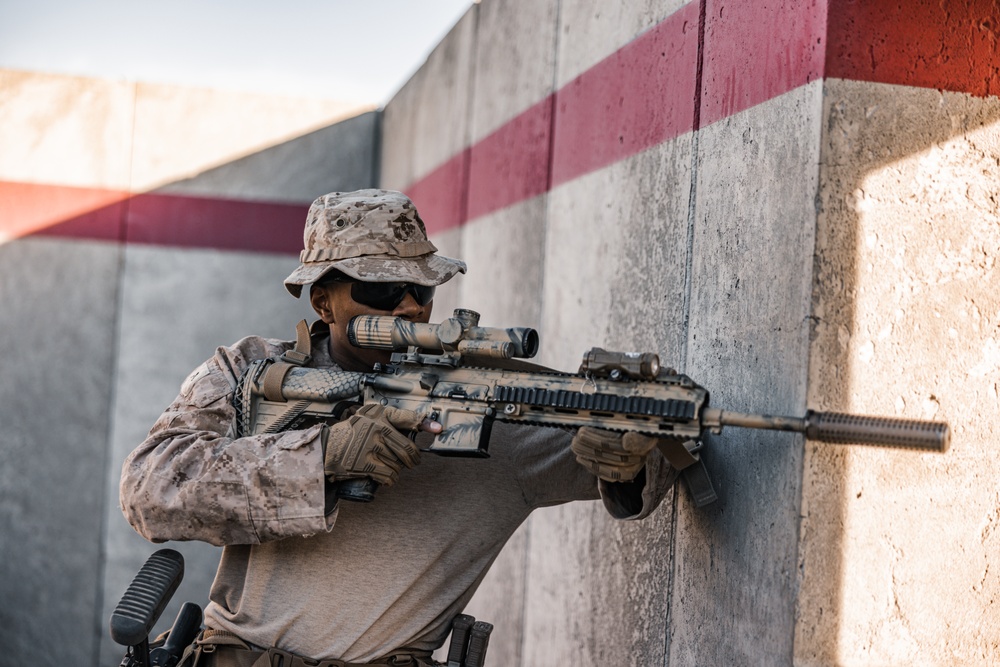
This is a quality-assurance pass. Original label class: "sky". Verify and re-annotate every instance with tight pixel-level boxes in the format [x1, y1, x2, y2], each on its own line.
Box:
[0, 0, 475, 106]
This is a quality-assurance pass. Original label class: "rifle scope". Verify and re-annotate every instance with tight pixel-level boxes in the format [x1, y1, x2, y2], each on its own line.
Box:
[349, 309, 538, 359]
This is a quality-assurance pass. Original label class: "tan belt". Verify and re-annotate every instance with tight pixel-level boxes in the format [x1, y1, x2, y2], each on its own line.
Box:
[194, 629, 440, 667]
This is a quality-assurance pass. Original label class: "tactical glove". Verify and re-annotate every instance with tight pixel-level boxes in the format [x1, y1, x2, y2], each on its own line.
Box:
[323, 404, 423, 487]
[570, 426, 658, 482]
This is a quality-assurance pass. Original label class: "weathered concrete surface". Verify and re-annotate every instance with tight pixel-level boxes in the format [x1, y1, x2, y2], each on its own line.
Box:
[467, 0, 559, 143]
[129, 83, 361, 193]
[525, 139, 694, 665]
[553, 0, 689, 89]
[0, 68, 377, 667]
[458, 197, 549, 331]
[380, 5, 478, 315]
[0, 70, 135, 189]
[157, 111, 381, 203]
[0, 238, 123, 664]
[99, 245, 315, 667]
[381, 6, 477, 189]
[796, 78, 1000, 666]
[0, 70, 133, 665]
[673, 81, 824, 666]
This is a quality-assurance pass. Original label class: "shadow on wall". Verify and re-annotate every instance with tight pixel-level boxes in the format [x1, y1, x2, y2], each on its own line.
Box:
[798, 83, 1000, 662]
[0, 110, 380, 667]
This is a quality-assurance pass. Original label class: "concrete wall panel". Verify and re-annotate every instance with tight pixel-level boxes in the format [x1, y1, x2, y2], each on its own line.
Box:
[157, 111, 381, 203]
[381, 6, 478, 192]
[554, 0, 690, 89]
[457, 196, 548, 331]
[521, 138, 694, 664]
[468, 0, 559, 144]
[130, 83, 361, 193]
[0, 70, 131, 665]
[99, 245, 314, 666]
[671, 82, 824, 665]
[0, 70, 135, 189]
[0, 238, 122, 663]
[796, 78, 1000, 665]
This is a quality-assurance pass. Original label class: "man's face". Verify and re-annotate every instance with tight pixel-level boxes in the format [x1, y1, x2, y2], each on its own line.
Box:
[310, 280, 433, 372]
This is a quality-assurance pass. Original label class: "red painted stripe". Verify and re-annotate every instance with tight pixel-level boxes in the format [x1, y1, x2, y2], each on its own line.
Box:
[405, 148, 469, 236]
[467, 95, 554, 221]
[0, 181, 128, 242]
[0, 180, 306, 254]
[127, 193, 306, 254]
[551, 2, 700, 187]
[699, 0, 826, 127]
[826, 0, 1000, 98]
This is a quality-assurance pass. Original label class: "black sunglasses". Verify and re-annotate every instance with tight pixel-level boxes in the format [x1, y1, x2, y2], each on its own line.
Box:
[317, 273, 435, 311]
[350, 281, 435, 310]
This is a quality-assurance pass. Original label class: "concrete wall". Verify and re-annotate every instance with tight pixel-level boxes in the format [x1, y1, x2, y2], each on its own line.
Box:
[0, 70, 378, 666]
[381, 0, 1000, 664]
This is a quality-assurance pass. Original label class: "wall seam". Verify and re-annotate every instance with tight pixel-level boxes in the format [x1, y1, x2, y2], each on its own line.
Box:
[92, 79, 140, 667]
[666, 0, 708, 664]
[459, 4, 481, 229]
[516, 0, 563, 662]
[790, 33, 833, 659]
[371, 109, 384, 188]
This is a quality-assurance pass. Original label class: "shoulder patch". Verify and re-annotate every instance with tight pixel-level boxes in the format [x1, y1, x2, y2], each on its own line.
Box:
[181, 360, 233, 408]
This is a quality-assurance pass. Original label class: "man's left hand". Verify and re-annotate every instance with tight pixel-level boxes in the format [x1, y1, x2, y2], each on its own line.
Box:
[570, 427, 657, 482]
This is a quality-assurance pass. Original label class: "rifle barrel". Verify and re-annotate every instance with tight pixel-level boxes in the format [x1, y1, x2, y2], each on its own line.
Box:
[705, 409, 950, 452]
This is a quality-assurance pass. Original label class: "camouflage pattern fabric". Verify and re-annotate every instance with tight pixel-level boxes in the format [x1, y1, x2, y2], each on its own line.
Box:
[121, 333, 337, 545]
[284, 190, 467, 297]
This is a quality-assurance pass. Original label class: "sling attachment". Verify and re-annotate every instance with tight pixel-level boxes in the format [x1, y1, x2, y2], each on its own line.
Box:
[656, 439, 718, 508]
[260, 321, 313, 402]
[281, 319, 313, 365]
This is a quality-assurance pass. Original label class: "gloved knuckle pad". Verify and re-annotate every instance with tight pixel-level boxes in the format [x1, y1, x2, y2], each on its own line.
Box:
[621, 432, 656, 454]
[593, 451, 640, 465]
[383, 406, 423, 430]
[355, 404, 385, 419]
[574, 426, 621, 449]
[380, 430, 419, 464]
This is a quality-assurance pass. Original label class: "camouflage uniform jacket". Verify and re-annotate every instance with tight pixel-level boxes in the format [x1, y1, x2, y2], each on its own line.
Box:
[120, 328, 677, 662]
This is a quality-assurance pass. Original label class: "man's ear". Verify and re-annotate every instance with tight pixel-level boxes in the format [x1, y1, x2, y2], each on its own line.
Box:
[309, 284, 336, 324]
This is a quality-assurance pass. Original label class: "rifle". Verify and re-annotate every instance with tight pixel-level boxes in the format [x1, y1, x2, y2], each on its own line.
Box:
[234, 309, 950, 506]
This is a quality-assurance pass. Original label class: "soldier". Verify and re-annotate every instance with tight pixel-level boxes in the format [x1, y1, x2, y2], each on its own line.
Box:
[121, 189, 678, 666]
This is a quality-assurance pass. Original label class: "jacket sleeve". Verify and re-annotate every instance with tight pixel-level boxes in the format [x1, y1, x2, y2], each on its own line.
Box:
[510, 422, 678, 520]
[120, 341, 336, 546]
[598, 449, 679, 520]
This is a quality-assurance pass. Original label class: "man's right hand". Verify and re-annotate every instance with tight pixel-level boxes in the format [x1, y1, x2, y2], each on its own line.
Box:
[322, 404, 423, 486]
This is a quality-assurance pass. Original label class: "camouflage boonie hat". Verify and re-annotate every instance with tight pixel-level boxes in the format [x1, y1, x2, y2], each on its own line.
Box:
[283, 189, 467, 297]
